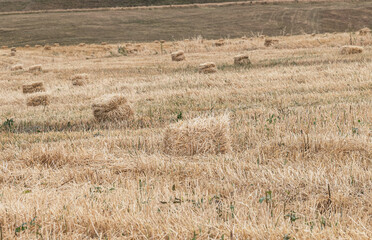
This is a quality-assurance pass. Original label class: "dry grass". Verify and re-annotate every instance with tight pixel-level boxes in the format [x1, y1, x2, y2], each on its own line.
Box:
[71, 73, 89, 86]
[0, 32, 371, 239]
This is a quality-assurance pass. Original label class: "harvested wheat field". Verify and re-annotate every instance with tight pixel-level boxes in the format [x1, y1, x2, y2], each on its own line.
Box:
[0, 32, 372, 239]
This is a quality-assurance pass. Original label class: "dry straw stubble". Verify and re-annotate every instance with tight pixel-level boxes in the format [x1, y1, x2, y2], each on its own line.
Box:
[22, 82, 45, 94]
[92, 94, 134, 122]
[27, 93, 50, 106]
[163, 115, 231, 156]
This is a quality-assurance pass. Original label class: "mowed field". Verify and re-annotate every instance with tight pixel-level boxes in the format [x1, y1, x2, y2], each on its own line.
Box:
[1, 1, 372, 46]
[0, 31, 371, 238]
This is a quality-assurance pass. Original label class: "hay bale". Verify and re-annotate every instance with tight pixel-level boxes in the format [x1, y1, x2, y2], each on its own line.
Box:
[35, 45, 41, 48]
[44, 45, 51, 50]
[25, 44, 30, 48]
[54, 43, 60, 47]
[154, 40, 160, 43]
[234, 54, 251, 65]
[101, 42, 107, 45]
[27, 93, 50, 106]
[1, 46, 8, 49]
[359, 27, 371, 36]
[264, 39, 279, 47]
[160, 40, 165, 44]
[340, 45, 363, 55]
[10, 52, 16, 56]
[79, 43, 86, 47]
[28, 65, 42, 72]
[10, 47, 16, 52]
[92, 94, 134, 122]
[199, 62, 217, 74]
[171, 50, 185, 62]
[22, 82, 45, 94]
[163, 115, 231, 156]
[11, 64, 23, 71]
[241, 36, 247, 40]
[215, 39, 225, 47]
[71, 73, 88, 86]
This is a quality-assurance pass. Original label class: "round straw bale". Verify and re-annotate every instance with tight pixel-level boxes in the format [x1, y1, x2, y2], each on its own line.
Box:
[171, 50, 185, 61]
[22, 82, 45, 94]
[27, 93, 50, 106]
[28, 65, 42, 72]
[234, 54, 251, 65]
[340, 45, 363, 55]
[199, 62, 217, 74]
[71, 73, 89, 86]
[92, 94, 134, 122]
[163, 115, 231, 156]
[11, 64, 23, 71]
[359, 27, 371, 36]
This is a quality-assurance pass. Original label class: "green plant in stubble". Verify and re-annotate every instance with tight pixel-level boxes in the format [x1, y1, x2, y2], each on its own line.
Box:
[118, 46, 128, 56]
[1, 118, 14, 132]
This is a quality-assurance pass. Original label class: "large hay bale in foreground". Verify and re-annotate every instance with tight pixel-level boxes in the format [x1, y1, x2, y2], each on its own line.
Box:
[163, 115, 231, 156]
[340, 45, 363, 55]
[359, 27, 371, 36]
[71, 73, 89, 86]
[27, 93, 50, 106]
[22, 82, 45, 94]
[264, 38, 279, 47]
[199, 62, 217, 74]
[171, 50, 185, 61]
[92, 94, 134, 122]
[11, 64, 23, 71]
[28, 65, 42, 72]
[234, 54, 251, 65]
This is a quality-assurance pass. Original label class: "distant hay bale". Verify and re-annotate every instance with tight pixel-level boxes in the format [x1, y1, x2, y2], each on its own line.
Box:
[11, 64, 23, 71]
[92, 94, 134, 122]
[215, 39, 225, 46]
[27, 93, 50, 106]
[199, 62, 217, 74]
[160, 40, 165, 44]
[359, 27, 371, 36]
[71, 73, 89, 86]
[25, 44, 30, 48]
[163, 115, 231, 156]
[11, 47, 16, 52]
[340, 45, 363, 55]
[1, 46, 8, 49]
[241, 36, 247, 40]
[171, 50, 185, 61]
[79, 43, 86, 47]
[44, 45, 51, 50]
[54, 43, 60, 47]
[101, 42, 107, 45]
[154, 40, 160, 43]
[35, 45, 42, 48]
[28, 65, 42, 72]
[184, 39, 190, 42]
[234, 54, 251, 65]
[264, 39, 279, 47]
[22, 82, 45, 94]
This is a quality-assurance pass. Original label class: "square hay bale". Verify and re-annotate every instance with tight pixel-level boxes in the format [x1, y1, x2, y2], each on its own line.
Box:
[264, 39, 279, 47]
[1, 46, 8, 49]
[10, 47, 16, 52]
[163, 115, 231, 156]
[101, 42, 107, 45]
[54, 43, 60, 47]
[79, 43, 86, 47]
[160, 40, 165, 44]
[199, 62, 217, 74]
[25, 44, 30, 48]
[340, 45, 363, 55]
[171, 50, 185, 61]
[35, 45, 42, 48]
[11, 64, 23, 71]
[359, 27, 371, 36]
[44, 45, 51, 50]
[92, 94, 134, 122]
[27, 93, 50, 106]
[215, 39, 225, 46]
[28, 65, 42, 72]
[22, 82, 45, 94]
[234, 54, 251, 65]
[71, 73, 89, 86]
